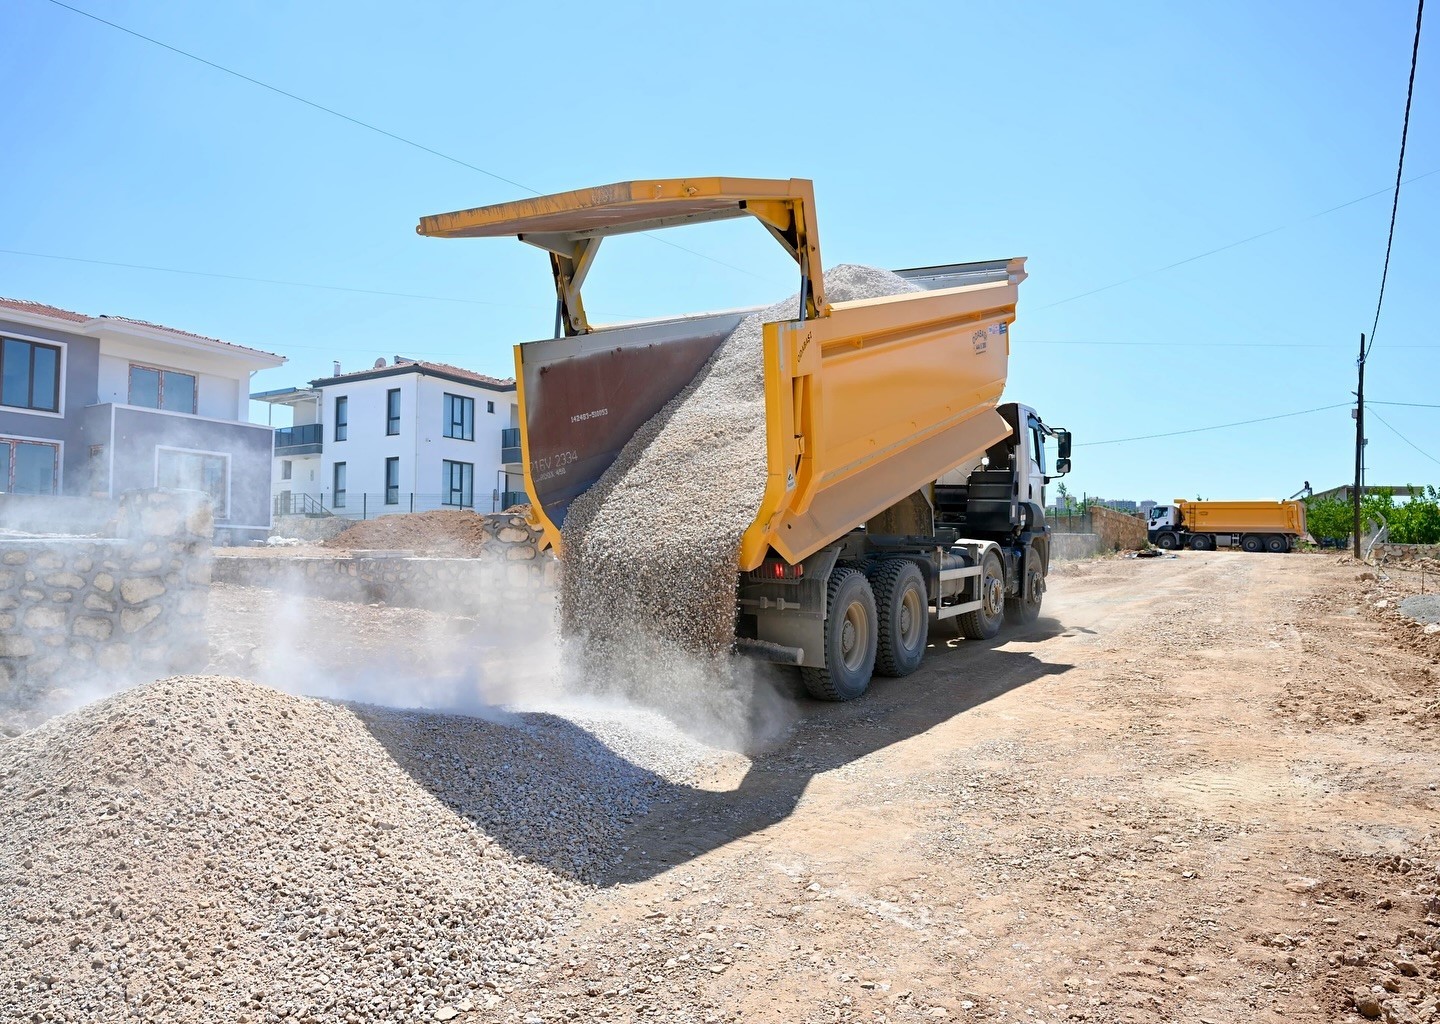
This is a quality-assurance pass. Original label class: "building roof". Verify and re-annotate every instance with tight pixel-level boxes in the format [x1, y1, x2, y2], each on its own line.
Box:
[309, 358, 516, 392]
[0, 296, 284, 361]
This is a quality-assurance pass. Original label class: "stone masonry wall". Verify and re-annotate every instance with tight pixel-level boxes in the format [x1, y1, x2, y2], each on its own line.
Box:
[215, 513, 554, 616]
[0, 490, 213, 726]
[1091, 506, 1149, 551]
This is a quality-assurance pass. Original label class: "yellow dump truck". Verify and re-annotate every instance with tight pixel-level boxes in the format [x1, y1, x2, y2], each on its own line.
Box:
[1147, 500, 1307, 552]
[418, 177, 1072, 699]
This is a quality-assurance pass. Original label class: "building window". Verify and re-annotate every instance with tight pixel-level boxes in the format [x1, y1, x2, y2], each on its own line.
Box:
[385, 457, 399, 505]
[281, 459, 293, 481]
[443, 394, 474, 441]
[128, 365, 196, 414]
[333, 462, 347, 508]
[0, 437, 59, 494]
[334, 396, 348, 442]
[156, 448, 228, 519]
[486, 400, 495, 414]
[386, 388, 401, 436]
[1, 338, 61, 413]
[442, 460, 473, 508]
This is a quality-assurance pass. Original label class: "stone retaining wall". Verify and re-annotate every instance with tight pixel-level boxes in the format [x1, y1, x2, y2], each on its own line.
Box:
[270, 514, 354, 544]
[1374, 543, 1440, 562]
[1091, 506, 1149, 551]
[0, 490, 213, 723]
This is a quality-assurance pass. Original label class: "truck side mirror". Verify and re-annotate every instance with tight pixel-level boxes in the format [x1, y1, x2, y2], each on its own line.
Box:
[1057, 430, 1072, 462]
[1056, 457, 1072, 475]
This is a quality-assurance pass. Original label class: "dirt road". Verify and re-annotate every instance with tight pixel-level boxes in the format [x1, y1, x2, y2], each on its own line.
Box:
[198, 552, 1440, 1023]
[496, 553, 1439, 1024]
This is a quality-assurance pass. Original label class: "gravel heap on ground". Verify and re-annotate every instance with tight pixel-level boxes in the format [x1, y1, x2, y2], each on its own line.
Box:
[559, 265, 921, 667]
[321, 510, 494, 557]
[0, 675, 695, 1022]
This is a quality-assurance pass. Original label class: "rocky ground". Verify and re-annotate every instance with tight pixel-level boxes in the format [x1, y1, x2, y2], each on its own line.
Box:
[2, 552, 1438, 1022]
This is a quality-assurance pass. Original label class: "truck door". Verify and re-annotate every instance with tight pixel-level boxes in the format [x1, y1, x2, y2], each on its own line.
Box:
[1024, 412, 1046, 509]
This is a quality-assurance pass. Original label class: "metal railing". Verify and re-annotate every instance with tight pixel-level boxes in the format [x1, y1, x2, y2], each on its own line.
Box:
[274, 492, 330, 517]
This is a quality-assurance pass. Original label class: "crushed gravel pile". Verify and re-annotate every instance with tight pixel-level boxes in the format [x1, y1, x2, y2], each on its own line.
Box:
[321, 509, 494, 557]
[1399, 593, 1440, 625]
[559, 265, 920, 666]
[0, 675, 695, 1022]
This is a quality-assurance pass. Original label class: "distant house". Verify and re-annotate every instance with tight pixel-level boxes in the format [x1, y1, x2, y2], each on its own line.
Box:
[252, 357, 522, 519]
[0, 298, 285, 541]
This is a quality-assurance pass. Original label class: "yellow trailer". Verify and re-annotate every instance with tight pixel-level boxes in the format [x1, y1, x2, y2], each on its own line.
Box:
[418, 177, 1072, 699]
[1148, 500, 1307, 552]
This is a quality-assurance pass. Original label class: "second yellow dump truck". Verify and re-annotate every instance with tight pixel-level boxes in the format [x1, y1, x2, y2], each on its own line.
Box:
[418, 177, 1072, 699]
[1147, 500, 1307, 552]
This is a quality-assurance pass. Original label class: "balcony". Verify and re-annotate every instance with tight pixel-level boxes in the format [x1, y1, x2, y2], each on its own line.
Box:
[275, 422, 323, 455]
[500, 427, 521, 465]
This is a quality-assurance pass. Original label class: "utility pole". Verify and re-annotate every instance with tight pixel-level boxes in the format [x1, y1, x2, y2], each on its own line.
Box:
[1353, 333, 1366, 559]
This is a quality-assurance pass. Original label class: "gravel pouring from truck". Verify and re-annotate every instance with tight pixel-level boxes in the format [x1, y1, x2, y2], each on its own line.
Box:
[417, 177, 1072, 699]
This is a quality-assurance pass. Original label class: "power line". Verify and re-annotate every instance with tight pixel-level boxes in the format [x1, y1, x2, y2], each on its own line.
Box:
[1370, 408, 1440, 466]
[1366, 0, 1426, 357]
[1037, 165, 1440, 311]
[0, 247, 539, 309]
[1076, 403, 1352, 447]
[39, 0, 766, 282]
[1371, 399, 1440, 409]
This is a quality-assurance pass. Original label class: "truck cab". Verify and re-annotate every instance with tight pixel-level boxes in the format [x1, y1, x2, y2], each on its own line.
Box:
[1149, 504, 1180, 534]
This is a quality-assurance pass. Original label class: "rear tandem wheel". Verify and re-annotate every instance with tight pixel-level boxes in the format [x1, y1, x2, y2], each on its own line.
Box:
[800, 567, 878, 701]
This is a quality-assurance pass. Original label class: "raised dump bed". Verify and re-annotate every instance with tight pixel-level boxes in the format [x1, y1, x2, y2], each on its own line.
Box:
[418, 177, 1024, 571]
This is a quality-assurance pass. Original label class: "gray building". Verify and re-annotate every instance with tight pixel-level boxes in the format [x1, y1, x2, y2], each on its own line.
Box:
[0, 297, 284, 541]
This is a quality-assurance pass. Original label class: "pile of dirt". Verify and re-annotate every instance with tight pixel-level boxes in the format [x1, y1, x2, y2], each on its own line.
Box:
[321, 509, 495, 557]
[0, 675, 682, 1022]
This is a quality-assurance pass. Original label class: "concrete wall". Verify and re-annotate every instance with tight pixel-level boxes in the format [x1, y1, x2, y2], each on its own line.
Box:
[1051, 533, 1103, 560]
[0, 489, 213, 728]
[215, 513, 553, 614]
[106, 405, 274, 539]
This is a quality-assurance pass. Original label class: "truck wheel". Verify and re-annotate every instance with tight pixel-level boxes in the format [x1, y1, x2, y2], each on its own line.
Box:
[1155, 532, 1178, 550]
[873, 559, 929, 678]
[959, 551, 1005, 641]
[1264, 535, 1288, 553]
[1240, 534, 1263, 553]
[1190, 534, 1213, 551]
[800, 568, 878, 701]
[1005, 547, 1044, 625]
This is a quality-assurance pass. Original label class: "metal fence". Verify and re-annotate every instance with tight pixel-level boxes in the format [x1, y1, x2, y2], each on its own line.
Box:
[273, 490, 525, 520]
[1048, 511, 1094, 534]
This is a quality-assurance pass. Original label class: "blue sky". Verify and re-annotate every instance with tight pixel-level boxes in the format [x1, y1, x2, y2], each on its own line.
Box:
[2, 0, 1434, 503]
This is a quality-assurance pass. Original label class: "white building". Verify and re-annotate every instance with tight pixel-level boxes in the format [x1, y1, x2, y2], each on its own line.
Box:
[253, 357, 523, 519]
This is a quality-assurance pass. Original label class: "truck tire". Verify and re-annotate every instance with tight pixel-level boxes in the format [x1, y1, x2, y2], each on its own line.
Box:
[873, 559, 929, 678]
[1264, 534, 1288, 553]
[1005, 545, 1045, 625]
[959, 551, 1005, 641]
[1240, 534, 1263, 553]
[800, 568, 878, 701]
[1190, 534, 1213, 551]
[1155, 532, 1178, 550]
